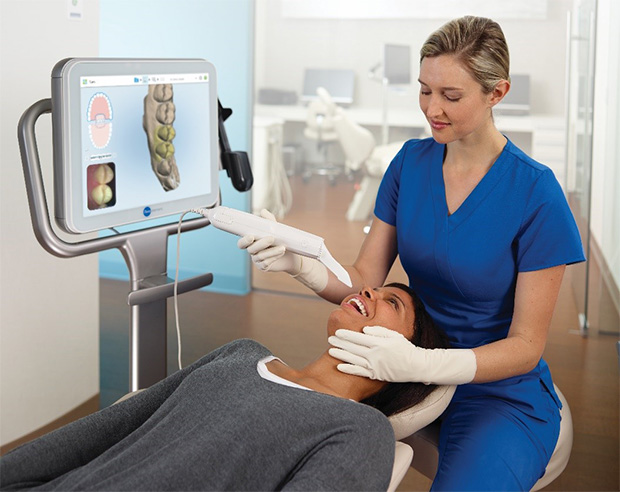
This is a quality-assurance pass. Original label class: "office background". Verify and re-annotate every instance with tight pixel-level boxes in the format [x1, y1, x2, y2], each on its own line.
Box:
[1, 1, 617, 474]
[255, 0, 569, 116]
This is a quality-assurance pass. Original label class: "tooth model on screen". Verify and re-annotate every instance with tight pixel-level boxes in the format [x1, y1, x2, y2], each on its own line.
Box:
[143, 84, 180, 191]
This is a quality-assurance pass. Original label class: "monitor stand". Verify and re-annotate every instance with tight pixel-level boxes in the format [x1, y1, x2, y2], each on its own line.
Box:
[19, 98, 214, 392]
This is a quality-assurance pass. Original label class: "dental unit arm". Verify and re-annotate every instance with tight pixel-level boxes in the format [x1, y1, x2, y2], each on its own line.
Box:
[198, 206, 352, 288]
[218, 100, 253, 192]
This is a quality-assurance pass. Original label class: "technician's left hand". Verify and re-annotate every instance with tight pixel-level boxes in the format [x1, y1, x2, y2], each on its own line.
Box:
[328, 326, 477, 385]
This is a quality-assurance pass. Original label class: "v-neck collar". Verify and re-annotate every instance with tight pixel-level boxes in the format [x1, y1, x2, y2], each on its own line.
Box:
[431, 138, 512, 229]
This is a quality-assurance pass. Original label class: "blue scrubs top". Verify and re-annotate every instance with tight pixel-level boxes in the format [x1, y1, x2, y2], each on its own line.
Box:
[375, 137, 585, 408]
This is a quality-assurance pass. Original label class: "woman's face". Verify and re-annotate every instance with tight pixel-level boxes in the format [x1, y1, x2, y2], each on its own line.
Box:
[328, 286, 415, 339]
[418, 54, 496, 145]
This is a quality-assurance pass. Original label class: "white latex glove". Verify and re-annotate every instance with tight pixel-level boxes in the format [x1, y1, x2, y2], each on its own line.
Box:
[328, 325, 477, 385]
[237, 210, 300, 273]
[237, 209, 328, 292]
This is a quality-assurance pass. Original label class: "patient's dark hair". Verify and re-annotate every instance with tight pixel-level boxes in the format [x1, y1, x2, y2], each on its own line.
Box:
[360, 282, 450, 417]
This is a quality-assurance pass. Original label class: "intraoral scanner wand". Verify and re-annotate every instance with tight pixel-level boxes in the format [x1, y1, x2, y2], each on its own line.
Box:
[201, 206, 352, 287]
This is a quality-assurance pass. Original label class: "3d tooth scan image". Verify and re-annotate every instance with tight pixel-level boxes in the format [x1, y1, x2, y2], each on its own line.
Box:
[87, 163, 116, 210]
[143, 83, 180, 191]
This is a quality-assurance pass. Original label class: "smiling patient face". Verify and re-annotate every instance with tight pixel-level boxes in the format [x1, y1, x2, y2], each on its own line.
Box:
[328, 286, 416, 340]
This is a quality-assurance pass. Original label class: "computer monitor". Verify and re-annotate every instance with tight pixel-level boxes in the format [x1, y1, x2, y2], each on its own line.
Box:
[51, 58, 219, 234]
[301, 68, 355, 105]
[495, 74, 531, 115]
[383, 44, 411, 85]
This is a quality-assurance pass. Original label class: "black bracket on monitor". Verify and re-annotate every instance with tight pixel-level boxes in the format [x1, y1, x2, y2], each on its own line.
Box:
[218, 99, 253, 192]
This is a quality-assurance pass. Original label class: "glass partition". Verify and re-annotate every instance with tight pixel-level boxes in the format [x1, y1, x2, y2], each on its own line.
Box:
[585, 0, 620, 336]
[565, 0, 597, 333]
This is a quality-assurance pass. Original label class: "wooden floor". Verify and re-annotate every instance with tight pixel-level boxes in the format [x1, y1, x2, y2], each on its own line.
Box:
[99, 174, 618, 491]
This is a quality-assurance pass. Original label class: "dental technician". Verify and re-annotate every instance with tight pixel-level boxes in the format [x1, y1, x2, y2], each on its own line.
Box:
[240, 16, 585, 491]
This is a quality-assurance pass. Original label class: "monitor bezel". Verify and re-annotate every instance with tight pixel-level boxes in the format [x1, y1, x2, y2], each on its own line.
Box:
[51, 58, 219, 234]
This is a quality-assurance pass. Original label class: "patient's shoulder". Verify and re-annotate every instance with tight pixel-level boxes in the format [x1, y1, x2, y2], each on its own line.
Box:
[223, 338, 269, 353]
[319, 398, 395, 449]
[349, 401, 395, 440]
[217, 338, 271, 359]
[193, 339, 271, 368]
[312, 401, 395, 489]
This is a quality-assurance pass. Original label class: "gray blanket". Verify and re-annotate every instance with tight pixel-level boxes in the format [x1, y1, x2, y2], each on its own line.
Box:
[0, 340, 395, 491]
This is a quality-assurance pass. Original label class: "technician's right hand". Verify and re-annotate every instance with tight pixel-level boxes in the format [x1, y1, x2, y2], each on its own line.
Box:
[237, 209, 302, 275]
[237, 209, 329, 292]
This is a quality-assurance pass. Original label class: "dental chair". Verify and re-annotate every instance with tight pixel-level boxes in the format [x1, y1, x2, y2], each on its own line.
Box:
[389, 383, 573, 492]
[302, 96, 343, 184]
[311, 87, 407, 221]
[387, 384, 456, 491]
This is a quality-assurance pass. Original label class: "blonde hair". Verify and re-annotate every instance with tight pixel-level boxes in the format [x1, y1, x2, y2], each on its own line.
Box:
[420, 16, 510, 93]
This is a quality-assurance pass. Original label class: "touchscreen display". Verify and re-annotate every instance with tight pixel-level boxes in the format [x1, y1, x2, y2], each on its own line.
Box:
[80, 71, 212, 219]
[52, 58, 219, 234]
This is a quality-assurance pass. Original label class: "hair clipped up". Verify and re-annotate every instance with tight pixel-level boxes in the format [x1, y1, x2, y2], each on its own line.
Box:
[420, 16, 510, 93]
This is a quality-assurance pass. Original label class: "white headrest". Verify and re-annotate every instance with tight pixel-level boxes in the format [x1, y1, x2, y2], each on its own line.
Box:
[388, 385, 456, 440]
[366, 141, 406, 176]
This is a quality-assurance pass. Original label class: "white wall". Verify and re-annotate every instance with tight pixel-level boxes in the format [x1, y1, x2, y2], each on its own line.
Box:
[0, 0, 100, 446]
[255, 0, 572, 116]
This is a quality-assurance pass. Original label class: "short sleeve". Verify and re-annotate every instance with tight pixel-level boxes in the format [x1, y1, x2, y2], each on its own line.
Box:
[516, 170, 585, 272]
[374, 143, 407, 226]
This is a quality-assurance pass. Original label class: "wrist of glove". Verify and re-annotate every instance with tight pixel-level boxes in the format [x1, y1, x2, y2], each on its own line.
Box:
[237, 209, 328, 292]
[290, 256, 328, 292]
[328, 325, 477, 385]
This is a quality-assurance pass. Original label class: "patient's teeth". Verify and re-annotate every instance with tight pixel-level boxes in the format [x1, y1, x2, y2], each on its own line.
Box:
[347, 298, 368, 316]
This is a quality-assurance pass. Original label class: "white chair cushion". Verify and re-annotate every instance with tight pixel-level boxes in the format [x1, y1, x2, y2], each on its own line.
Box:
[400, 384, 573, 491]
[388, 441, 414, 492]
[365, 141, 406, 176]
[388, 385, 456, 441]
[531, 384, 573, 491]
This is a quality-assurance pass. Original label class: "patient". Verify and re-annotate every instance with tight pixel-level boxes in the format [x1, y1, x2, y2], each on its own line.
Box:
[0, 283, 448, 491]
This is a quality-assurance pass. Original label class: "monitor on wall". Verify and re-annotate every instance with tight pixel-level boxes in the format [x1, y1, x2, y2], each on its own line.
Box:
[301, 68, 356, 105]
[495, 74, 531, 115]
[383, 44, 411, 85]
[51, 58, 220, 234]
